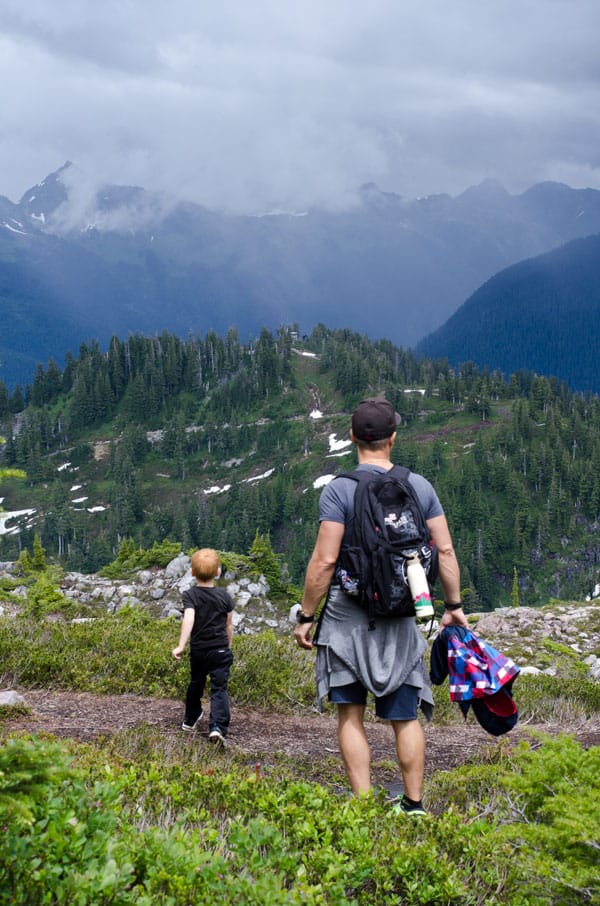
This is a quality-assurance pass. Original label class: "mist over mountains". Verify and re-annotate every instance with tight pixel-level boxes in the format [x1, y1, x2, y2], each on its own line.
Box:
[2, 162, 600, 389]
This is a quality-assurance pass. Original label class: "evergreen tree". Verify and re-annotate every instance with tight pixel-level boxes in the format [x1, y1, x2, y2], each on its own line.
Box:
[32, 534, 47, 571]
[249, 531, 286, 596]
[9, 385, 24, 413]
[46, 482, 74, 558]
[0, 381, 10, 420]
[511, 567, 520, 607]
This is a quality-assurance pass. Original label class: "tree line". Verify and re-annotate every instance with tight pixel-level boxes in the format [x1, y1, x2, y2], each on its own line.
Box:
[2, 325, 600, 607]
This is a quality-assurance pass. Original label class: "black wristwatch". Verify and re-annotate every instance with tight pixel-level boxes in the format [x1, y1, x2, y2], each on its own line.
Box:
[296, 609, 315, 624]
[444, 602, 463, 611]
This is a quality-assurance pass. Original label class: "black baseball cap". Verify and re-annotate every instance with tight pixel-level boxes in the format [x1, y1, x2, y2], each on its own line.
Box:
[351, 398, 401, 442]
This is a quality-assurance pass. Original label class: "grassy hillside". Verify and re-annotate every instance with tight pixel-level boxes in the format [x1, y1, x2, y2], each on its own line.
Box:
[2, 325, 600, 609]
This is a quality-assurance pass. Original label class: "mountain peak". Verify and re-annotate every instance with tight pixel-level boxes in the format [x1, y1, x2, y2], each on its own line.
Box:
[19, 162, 73, 224]
[457, 178, 509, 201]
[358, 182, 403, 206]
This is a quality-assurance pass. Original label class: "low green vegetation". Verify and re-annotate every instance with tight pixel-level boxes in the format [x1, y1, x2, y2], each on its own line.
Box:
[0, 607, 316, 706]
[99, 537, 183, 579]
[1, 569, 599, 722]
[0, 702, 30, 720]
[515, 674, 600, 722]
[1, 574, 599, 903]
[539, 638, 591, 677]
[1, 732, 597, 905]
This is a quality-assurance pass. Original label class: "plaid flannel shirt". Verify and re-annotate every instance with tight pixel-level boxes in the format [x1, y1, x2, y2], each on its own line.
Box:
[430, 625, 520, 701]
[445, 627, 520, 701]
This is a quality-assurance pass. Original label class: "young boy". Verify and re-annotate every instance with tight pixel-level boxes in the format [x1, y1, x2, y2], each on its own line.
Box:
[172, 548, 234, 745]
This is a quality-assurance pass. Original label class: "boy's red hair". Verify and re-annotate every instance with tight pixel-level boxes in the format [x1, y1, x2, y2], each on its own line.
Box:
[191, 548, 220, 581]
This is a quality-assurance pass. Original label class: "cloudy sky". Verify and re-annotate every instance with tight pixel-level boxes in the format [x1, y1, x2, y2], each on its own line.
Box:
[0, 0, 599, 214]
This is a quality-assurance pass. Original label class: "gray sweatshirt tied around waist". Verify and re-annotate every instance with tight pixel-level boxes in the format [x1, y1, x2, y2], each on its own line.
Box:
[315, 586, 434, 718]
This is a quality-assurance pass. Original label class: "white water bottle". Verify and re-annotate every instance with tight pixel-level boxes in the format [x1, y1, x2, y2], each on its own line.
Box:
[406, 552, 434, 620]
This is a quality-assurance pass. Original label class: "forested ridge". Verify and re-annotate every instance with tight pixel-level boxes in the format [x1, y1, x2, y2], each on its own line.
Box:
[2, 324, 600, 609]
[417, 233, 600, 393]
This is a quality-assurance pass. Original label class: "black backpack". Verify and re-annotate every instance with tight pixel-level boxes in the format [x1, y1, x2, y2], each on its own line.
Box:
[335, 465, 438, 626]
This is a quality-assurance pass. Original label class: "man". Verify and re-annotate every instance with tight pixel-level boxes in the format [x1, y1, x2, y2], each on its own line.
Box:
[294, 397, 468, 814]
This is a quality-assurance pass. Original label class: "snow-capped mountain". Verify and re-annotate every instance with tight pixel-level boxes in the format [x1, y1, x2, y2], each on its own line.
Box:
[2, 163, 600, 389]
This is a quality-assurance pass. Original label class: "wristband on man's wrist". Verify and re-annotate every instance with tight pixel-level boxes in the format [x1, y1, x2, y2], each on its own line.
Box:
[444, 602, 463, 611]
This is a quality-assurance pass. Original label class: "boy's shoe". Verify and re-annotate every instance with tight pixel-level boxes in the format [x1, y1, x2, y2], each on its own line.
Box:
[181, 708, 204, 731]
[208, 727, 226, 746]
[389, 797, 428, 818]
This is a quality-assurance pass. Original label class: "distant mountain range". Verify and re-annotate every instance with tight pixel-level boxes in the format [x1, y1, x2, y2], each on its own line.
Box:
[2, 162, 600, 388]
[416, 233, 600, 393]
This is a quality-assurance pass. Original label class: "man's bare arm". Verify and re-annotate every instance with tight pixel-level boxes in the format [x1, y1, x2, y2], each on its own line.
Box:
[427, 514, 468, 628]
[294, 520, 344, 649]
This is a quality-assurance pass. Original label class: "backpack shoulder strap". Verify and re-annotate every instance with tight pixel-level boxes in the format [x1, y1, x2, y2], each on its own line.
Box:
[338, 465, 410, 481]
[334, 468, 377, 550]
[336, 467, 390, 484]
[387, 464, 411, 484]
[335, 469, 359, 482]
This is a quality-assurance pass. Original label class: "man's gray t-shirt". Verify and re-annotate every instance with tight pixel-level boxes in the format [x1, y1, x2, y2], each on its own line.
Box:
[314, 463, 442, 713]
[319, 463, 444, 531]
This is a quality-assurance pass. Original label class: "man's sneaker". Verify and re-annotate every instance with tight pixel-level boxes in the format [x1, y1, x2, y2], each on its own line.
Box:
[209, 727, 226, 746]
[389, 797, 428, 818]
[181, 708, 204, 731]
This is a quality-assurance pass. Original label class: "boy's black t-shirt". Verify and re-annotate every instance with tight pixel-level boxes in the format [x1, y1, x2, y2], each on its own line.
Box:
[182, 586, 234, 650]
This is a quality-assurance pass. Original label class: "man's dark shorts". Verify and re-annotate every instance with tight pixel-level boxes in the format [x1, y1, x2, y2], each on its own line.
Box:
[329, 681, 419, 720]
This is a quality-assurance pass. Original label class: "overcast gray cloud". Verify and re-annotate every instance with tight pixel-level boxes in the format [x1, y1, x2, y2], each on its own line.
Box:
[0, 0, 599, 214]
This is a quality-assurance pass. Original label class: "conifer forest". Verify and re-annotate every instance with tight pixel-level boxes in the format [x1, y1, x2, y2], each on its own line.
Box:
[2, 324, 600, 610]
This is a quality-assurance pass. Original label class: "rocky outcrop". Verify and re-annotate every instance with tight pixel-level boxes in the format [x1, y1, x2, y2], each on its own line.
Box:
[0, 557, 599, 678]
[0, 556, 284, 635]
[473, 603, 600, 681]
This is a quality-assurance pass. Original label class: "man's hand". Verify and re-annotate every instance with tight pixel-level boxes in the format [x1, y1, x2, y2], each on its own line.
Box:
[294, 623, 314, 650]
[172, 645, 185, 660]
[439, 607, 469, 630]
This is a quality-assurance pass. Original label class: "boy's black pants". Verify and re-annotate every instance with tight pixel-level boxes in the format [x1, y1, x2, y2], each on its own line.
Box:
[185, 646, 233, 734]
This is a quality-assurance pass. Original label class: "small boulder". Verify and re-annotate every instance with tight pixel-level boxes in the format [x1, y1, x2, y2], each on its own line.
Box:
[165, 555, 189, 579]
[0, 690, 27, 706]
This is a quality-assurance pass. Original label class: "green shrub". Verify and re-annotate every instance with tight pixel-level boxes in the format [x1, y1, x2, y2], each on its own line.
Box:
[0, 575, 22, 594]
[99, 538, 182, 579]
[0, 736, 70, 820]
[0, 612, 317, 708]
[0, 574, 27, 607]
[248, 531, 288, 598]
[13, 548, 32, 575]
[230, 631, 316, 708]
[0, 702, 30, 721]
[0, 607, 181, 695]
[428, 734, 600, 905]
[517, 673, 600, 721]
[22, 574, 79, 620]
[3, 733, 597, 905]
[31, 534, 47, 571]
[499, 736, 600, 903]
[219, 543, 301, 607]
[0, 737, 137, 905]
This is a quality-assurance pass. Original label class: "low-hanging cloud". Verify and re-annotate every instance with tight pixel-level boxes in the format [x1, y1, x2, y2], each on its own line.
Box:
[0, 0, 599, 214]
